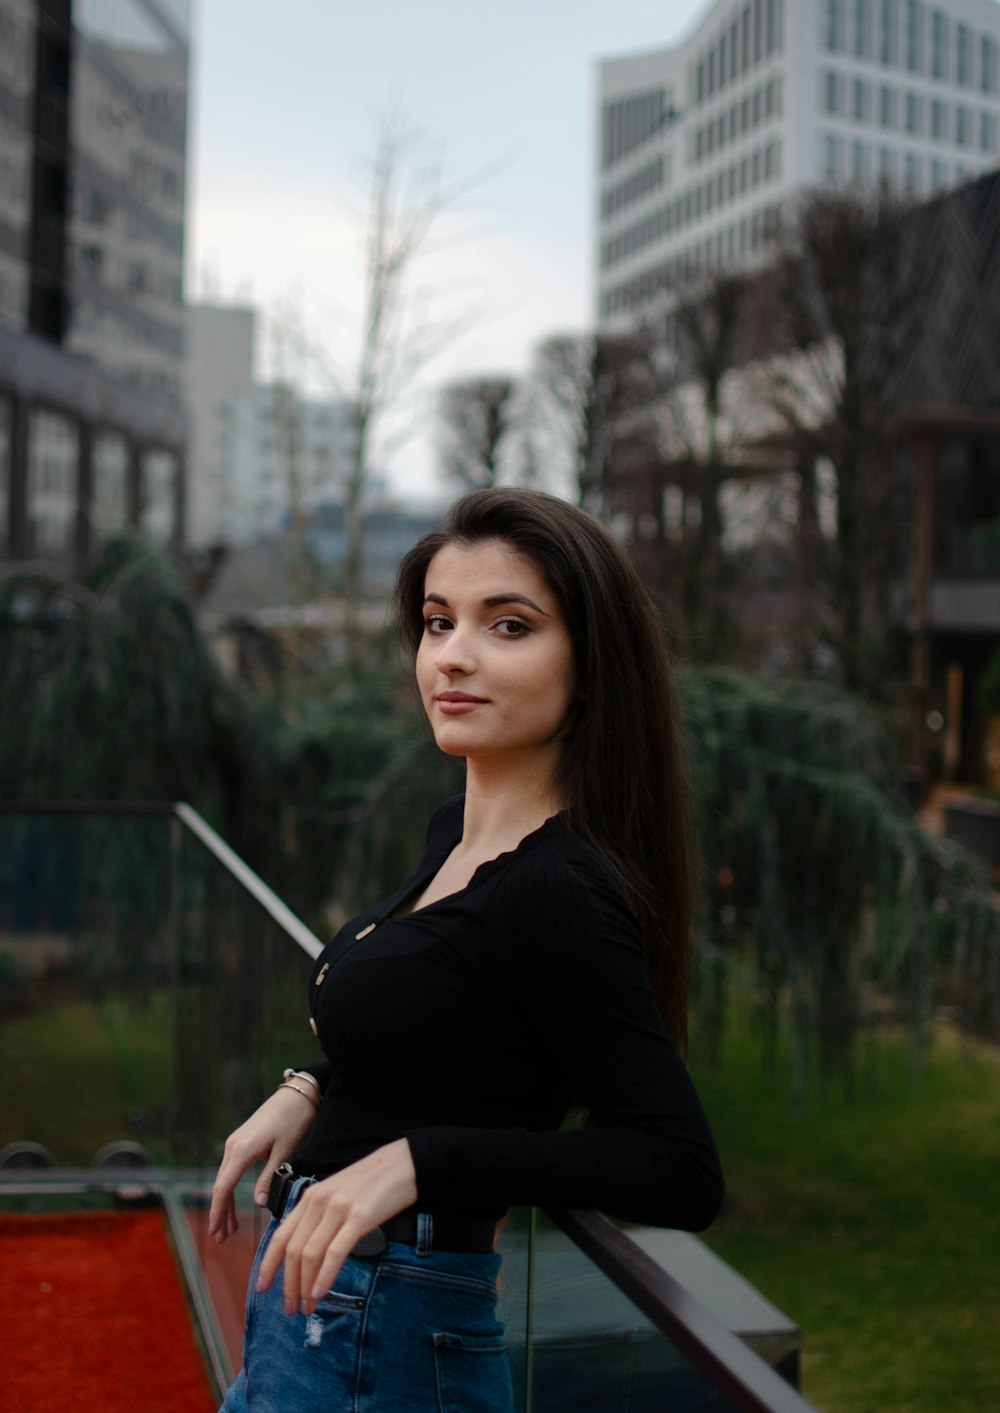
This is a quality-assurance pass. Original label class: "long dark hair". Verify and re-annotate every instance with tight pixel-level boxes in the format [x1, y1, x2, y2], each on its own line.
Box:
[393, 487, 695, 1054]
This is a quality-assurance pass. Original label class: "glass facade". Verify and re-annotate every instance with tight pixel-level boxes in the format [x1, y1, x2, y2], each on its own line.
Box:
[0, 0, 37, 333]
[91, 432, 129, 541]
[26, 409, 77, 559]
[66, 0, 190, 412]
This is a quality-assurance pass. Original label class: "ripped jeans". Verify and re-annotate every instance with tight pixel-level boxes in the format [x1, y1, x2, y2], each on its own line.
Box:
[219, 1177, 515, 1413]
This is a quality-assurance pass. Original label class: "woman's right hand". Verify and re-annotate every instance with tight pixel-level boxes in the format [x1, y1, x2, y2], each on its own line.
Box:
[208, 1088, 318, 1244]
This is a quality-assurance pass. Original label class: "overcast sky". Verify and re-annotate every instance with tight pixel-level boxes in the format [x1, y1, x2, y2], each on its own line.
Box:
[188, 0, 707, 498]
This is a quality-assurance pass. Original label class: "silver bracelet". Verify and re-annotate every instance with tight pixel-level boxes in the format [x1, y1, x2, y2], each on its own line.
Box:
[278, 1080, 319, 1106]
[284, 1068, 321, 1096]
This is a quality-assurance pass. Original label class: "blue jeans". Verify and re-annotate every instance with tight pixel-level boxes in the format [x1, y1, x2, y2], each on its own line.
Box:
[220, 1177, 515, 1412]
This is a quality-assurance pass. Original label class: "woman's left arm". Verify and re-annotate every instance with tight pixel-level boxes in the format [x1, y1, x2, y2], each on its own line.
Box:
[405, 850, 725, 1230]
[254, 1138, 418, 1316]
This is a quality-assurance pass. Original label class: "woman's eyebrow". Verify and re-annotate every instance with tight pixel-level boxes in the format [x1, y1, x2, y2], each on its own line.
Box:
[423, 591, 549, 616]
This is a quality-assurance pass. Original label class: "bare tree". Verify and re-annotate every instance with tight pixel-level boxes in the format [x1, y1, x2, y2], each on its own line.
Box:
[528, 332, 651, 508]
[645, 270, 752, 658]
[748, 187, 925, 695]
[271, 118, 487, 665]
[436, 375, 515, 490]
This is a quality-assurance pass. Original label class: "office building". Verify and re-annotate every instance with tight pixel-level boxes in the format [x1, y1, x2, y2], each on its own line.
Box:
[185, 303, 256, 547]
[0, 0, 190, 568]
[596, 0, 1000, 324]
[220, 384, 357, 548]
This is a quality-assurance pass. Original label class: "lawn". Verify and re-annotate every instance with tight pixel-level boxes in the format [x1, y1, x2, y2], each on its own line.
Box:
[691, 1008, 1000, 1412]
[0, 994, 172, 1164]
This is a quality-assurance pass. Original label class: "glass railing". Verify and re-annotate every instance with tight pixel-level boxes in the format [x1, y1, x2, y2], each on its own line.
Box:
[0, 803, 814, 1412]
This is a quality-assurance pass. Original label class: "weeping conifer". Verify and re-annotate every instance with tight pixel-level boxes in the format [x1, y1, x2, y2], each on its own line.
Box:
[682, 668, 999, 1099]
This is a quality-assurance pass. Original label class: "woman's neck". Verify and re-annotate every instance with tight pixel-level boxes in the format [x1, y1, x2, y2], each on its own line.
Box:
[458, 758, 563, 857]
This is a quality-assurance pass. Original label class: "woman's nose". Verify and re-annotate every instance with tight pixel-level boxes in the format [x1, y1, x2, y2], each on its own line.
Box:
[434, 624, 476, 674]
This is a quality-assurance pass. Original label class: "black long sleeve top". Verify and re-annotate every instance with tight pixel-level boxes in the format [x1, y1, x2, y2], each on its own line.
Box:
[292, 795, 724, 1230]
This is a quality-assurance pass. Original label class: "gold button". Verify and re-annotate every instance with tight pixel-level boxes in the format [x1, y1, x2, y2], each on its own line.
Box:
[309, 1017, 318, 1037]
[314, 963, 330, 987]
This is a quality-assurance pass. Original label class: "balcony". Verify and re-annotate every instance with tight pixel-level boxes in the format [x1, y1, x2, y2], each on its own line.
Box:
[0, 802, 814, 1411]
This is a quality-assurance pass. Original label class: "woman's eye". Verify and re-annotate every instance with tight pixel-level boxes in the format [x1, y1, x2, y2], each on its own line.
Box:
[423, 615, 452, 634]
[495, 618, 529, 637]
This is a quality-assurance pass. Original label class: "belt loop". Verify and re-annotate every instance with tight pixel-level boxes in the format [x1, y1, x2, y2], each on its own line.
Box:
[416, 1212, 433, 1257]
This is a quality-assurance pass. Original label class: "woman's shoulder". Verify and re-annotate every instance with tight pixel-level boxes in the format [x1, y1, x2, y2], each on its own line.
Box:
[487, 816, 643, 952]
[424, 793, 465, 849]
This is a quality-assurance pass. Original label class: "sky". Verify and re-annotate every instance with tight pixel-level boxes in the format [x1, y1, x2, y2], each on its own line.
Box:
[188, 0, 708, 499]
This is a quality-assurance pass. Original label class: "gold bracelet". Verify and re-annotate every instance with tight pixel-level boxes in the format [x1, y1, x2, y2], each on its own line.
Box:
[278, 1080, 319, 1107]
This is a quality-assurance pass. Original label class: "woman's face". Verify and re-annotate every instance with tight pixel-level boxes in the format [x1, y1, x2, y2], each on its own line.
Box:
[416, 539, 576, 771]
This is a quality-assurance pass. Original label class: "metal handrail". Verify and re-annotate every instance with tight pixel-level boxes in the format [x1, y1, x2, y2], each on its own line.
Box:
[0, 798, 324, 961]
[548, 1208, 817, 1412]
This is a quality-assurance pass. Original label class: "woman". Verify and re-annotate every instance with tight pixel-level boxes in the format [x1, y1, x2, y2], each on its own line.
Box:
[210, 488, 724, 1412]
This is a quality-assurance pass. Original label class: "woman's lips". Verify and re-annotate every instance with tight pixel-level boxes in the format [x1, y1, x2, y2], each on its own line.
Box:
[436, 692, 487, 715]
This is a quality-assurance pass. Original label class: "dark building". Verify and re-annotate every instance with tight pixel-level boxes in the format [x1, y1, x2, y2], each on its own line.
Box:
[0, 0, 190, 571]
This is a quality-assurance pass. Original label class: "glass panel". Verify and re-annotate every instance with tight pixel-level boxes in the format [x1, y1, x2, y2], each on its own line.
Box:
[526, 1212, 740, 1411]
[0, 810, 317, 1381]
[0, 813, 174, 1167]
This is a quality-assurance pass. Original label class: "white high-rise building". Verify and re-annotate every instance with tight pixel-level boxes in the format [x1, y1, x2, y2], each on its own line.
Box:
[223, 385, 357, 547]
[595, 0, 1000, 326]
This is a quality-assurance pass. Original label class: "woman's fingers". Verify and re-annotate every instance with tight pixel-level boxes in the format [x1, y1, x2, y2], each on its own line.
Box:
[207, 1090, 319, 1240]
[305, 1231, 361, 1309]
[255, 1140, 418, 1313]
[256, 1190, 361, 1314]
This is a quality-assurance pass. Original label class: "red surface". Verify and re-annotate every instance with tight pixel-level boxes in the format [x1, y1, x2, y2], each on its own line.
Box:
[0, 1209, 218, 1412]
[186, 1212, 261, 1376]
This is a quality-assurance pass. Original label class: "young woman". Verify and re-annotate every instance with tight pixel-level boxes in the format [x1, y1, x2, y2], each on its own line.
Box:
[210, 488, 724, 1413]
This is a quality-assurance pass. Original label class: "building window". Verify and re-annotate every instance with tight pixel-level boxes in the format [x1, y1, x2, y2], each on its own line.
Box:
[853, 78, 869, 121]
[824, 70, 841, 113]
[768, 0, 783, 55]
[955, 106, 969, 146]
[824, 132, 840, 178]
[879, 145, 895, 181]
[905, 0, 922, 73]
[955, 24, 972, 87]
[930, 10, 948, 80]
[982, 36, 998, 94]
[982, 111, 996, 153]
[852, 141, 868, 181]
[853, 0, 869, 58]
[825, 0, 843, 52]
[879, 0, 896, 65]
[931, 157, 946, 188]
[754, 0, 764, 63]
[880, 85, 895, 126]
[905, 91, 921, 133]
[904, 151, 920, 191]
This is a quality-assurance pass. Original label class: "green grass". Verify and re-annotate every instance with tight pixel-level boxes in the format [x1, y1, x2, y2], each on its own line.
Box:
[0, 994, 171, 1164]
[691, 1008, 1000, 1412]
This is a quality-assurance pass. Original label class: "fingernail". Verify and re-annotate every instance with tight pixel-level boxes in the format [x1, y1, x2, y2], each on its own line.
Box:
[284, 1298, 294, 1316]
[256, 1191, 268, 1207]
[255, 1278, 265, 1293]
[310, 1284, 324, 1300]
